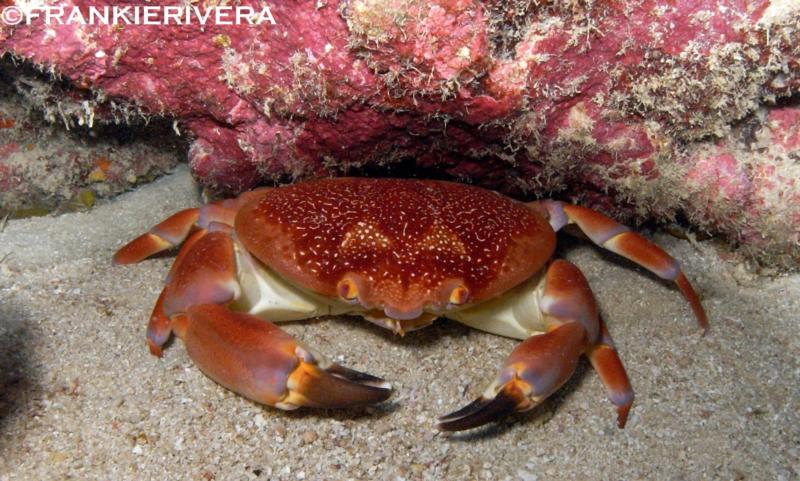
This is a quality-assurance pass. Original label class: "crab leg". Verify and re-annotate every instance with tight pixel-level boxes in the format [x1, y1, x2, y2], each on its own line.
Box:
[147, 230, 391, 409]
[531, 200, 708, 332]
[587, 317, 634, 428]
[144, 228, 239, 356]
[146, 288, 172, 357]
[112, 202, 240, 265]
[113, 208, 200, 264]
[439, 260, 633, 431]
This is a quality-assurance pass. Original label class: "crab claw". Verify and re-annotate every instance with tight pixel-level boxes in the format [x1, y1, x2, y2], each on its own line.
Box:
[437, 384, 527, 431]
[282, 352, 393, 409]
[174, 304, 391, 410]
[438, 322, 586, 431]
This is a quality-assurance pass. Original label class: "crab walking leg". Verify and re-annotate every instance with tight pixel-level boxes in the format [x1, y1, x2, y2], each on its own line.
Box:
[113, 208, 200, 264]
[531, 200, 708, 332]
[147, 231, 392, 409]
[587, 317, 634, 428]
[112, 202, 239, 265]
[144, 230, 241, 355]
[146, 289, 172, 357]
[145, 227, 215, 356]
[164, 228, 208, 284]
[439, 260, 633, 431]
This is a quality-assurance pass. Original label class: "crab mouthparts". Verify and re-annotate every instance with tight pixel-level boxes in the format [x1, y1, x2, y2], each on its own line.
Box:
[362, 308, 437, 336]
[383, 305, 424, 320]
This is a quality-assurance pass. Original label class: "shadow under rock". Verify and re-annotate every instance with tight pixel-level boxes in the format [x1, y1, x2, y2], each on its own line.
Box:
[0, 300, 41, 451]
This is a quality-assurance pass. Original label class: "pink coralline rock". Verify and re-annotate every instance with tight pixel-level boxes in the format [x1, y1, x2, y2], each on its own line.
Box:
[683, 106, 800, 266]
[1, 0, 799, 265]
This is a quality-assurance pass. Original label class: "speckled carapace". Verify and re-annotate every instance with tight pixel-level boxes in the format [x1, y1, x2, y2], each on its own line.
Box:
[236, 178, 555, 316]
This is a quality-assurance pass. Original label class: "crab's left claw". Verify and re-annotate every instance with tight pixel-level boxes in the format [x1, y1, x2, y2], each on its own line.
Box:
[437, 385, 525, 432]
[438, 322, 586, 431]
[440, 260, 634, 431]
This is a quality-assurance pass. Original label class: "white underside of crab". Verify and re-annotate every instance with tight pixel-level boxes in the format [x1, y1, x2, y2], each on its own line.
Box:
[231, 239, 547, 341]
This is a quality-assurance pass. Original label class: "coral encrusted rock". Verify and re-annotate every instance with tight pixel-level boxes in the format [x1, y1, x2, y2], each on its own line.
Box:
[2, 0, 799, 265]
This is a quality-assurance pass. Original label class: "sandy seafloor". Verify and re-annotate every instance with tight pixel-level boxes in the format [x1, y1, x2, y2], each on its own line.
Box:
[0, 165, 797, 481]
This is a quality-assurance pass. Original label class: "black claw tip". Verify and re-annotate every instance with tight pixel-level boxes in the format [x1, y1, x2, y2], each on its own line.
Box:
[437, 389, 522, 431]
[299, 364, 392, 408]
[326, 363, 391, 389]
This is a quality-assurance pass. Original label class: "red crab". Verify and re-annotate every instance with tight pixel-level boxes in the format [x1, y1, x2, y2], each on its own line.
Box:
[113, 178, 707, 430]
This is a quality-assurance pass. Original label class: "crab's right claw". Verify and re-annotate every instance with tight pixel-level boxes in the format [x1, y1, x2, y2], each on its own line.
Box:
[438, 322, 586, 431]
[283, 356, 393, 409]
[175, 304, 392, 410]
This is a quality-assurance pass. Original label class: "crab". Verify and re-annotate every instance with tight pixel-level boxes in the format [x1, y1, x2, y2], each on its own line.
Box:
[113, 178, 708, 431]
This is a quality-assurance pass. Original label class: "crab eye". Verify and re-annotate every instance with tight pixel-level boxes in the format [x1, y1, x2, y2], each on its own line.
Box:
[449, 285, 470, 305]
[337, 278, 359, 301]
